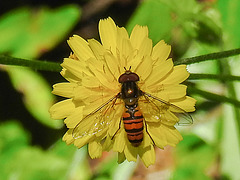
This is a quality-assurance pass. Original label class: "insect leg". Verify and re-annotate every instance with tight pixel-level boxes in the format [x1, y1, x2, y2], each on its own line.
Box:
[144, 120, 155, 146]
[111, 118, 122, 140]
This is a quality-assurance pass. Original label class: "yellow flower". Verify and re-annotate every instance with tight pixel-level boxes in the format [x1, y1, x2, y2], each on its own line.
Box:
[49, 17, 196, 167]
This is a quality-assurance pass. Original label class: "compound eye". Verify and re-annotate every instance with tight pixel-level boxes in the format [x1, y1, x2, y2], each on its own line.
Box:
[118, 72, 139, 83]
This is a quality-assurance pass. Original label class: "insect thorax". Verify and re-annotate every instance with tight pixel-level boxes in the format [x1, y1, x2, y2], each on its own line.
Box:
[121, 81, 140, 106]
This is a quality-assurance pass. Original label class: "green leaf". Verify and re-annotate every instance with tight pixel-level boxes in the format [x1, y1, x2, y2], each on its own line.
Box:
[49, 140, 77, 158]
[217, 0, 240, 47]
[216, 3, 240, 179]
[0, 5, 81, 128]
[0, 5, 81, 57]
[127, 0, 222, 57]
[0, 121, 29, 153]
[0, 121, 89, 180]
[94, 155, 119, 179]
[127, 0, 173, 44]
[0, 8, 30, 53]
[50, 142, 91, 180]
[0, 121, 30, 179]
[173, 134, 216, 180]
[220, 104, 240, 180]
[6, 67, 63, 129]
[7, 147, 69, 180]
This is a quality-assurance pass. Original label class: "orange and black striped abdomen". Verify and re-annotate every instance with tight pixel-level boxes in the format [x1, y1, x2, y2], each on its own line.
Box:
[122, 107, 144, 147]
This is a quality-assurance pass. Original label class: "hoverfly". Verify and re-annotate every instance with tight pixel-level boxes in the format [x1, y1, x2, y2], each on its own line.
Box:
[72, 68, 193, 147]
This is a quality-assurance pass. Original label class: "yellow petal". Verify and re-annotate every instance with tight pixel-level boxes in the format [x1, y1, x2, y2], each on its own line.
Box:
[86, 57, 106, 74]
[130, 25, 148, 50]
[116, 27, 130, 59]
[88, 141, 103, 159]
[74, 86, 104, 103]
[141, 129, 153, 148]
[139, 144, 155, 167]
[49, 99, 75, 119]
[160, 110, 179, 126]
[144, 58, 174, 89]
[104, 52, 121, 79]
[163, 84, 187, 100]
[64, 106, 84, 128]
[139, 95, 172, 124]
[148, 122, 183, 148]
[161, 65, 189, 84]
[81, 75, 101, 88]
[88, 38, 105, 61]
[138, 100, 161, 123]
[148, 123, 167, 149]
[62, 129, 74, 145]
[152, 40, 171, 64]
[68, 35, 95, 61]
[135, 55, 152, 81]
[72, 97, 120, 140]
[129, 37, 152, 74]
[52, 82, 77, 98]
[113, 127, 125, 153]
[119, 39, 136, 69]
[68, 52, 78, 60]
[137, 37, 152, 58]
[102, 135, 113, 151]
[161, 125, 183, 146]
[117, 152, 126, 164]
[117, 27, 131, 58]
[60, 68, 81, 83]
[99, 17, 117, 53]
[61, 58, 92, 78]
[124, 143, 138, 162]
[88, 63, 115, 90]
[81, 95, 118, 116]
[74, 135, 93, 148]
[108, 104, 124, 136]
[143, 109, 178, 126]
[118, 39, 134, 69]
[104, 62, 117, 82]
[127, 55, 142, 73]
[117, 26, 129, 40]
[171, 96, 197, 112]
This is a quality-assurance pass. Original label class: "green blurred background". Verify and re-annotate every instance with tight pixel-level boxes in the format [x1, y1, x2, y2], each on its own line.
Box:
[0, 0, 239, 179]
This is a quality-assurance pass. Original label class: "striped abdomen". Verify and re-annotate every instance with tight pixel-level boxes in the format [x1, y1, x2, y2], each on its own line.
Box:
[122, 107, 144, 147]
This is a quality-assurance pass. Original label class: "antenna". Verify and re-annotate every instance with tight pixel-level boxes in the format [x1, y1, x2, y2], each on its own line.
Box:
[123, 66, 132, 72]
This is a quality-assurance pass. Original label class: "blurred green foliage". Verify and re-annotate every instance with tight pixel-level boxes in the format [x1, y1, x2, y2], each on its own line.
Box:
[0, 121, 88, 180]
[0, 0, 240, 179]
[0, 5, 80, 129]
[173, 134, 216, 180]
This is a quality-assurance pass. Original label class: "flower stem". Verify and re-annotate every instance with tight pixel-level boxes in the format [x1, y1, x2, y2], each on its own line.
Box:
[175, 47, 240, 65]
[219, 58, 240, 145]
[1, 48, 240, 72]
[188, 86, 240, 107]
[0, 55, 61, 72]
[189, 73, 240, 81]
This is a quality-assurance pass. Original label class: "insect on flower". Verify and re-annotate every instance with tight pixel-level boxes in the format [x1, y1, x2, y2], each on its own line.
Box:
[50, 17, 196, 167]
[72, 67, 193, 147]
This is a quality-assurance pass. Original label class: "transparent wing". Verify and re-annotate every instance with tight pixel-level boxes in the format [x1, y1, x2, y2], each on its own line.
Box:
[72, 94, 121, 139]
[140, 92, 193, 126]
